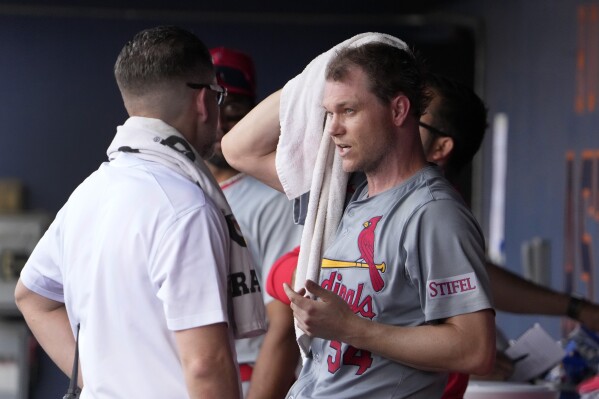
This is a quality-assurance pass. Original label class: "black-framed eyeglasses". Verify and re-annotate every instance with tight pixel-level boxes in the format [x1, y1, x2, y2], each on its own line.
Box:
[186, 83, 228, 106]
[418, 121, 452, 138]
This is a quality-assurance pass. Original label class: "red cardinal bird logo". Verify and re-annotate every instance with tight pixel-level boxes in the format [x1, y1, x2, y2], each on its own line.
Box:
[357, 216, 384, 292]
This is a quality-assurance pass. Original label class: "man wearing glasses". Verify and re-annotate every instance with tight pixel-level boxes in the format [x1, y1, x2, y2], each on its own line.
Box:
[187, 82, 228, 106]
[206, 47, 302, 399]
[15, 26, 251, 399]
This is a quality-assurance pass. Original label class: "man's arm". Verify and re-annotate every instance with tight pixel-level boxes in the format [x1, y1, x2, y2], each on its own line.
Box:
[246, 300, 299, 399]
[174, 323, 240, 399]
[488, 261, 567, 314]
[488, 261, 599, 329]
[221, 90, 283, 192]
[286, 280, 495, 375]
[14, 279, 82, 387]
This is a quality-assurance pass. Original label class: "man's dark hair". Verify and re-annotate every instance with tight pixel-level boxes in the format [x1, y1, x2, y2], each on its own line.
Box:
[114, 25, 213, 95]
[325, 42, 431, 116]
[426, 73, 489, 176]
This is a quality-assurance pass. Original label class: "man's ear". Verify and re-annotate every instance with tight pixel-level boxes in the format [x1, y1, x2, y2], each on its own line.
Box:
[428, 136, 454, 167]
[391, 94, 411, 126]
[195, 88, 210, 123]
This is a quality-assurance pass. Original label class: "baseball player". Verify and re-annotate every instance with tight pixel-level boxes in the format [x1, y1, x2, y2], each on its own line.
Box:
[269, 70, 599, 396]
[267, 73, 487, 397]
[222, 40, 495, 398]
[206, 47, 302, 398]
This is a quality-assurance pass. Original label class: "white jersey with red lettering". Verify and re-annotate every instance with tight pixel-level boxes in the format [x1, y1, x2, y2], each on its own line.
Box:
[286, 165, 493, 399]
[221, 173, 302, 365]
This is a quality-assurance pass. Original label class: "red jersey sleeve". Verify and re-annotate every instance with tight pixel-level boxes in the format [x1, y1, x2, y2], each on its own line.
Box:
[266, 246, 300, 306]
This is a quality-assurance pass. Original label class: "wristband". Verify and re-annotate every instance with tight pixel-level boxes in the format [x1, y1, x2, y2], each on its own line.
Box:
[567, 295, 587, 320]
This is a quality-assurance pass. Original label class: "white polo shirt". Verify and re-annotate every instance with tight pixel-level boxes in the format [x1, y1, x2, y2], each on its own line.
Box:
[20, 152, 233, 398]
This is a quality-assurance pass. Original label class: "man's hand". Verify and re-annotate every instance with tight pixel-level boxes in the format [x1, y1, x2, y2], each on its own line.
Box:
[284, 279, 355, 341]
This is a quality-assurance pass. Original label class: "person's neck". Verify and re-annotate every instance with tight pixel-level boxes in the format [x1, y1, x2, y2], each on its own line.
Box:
[207, 162, 239, 183]
[365, 141, 428, 197]
[366, 161, 428, 197]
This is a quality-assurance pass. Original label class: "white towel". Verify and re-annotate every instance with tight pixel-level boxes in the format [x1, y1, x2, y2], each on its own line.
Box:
[107, 116, 267, 339]
[277, 33, 409, 358]
[276, 32, 409, 200]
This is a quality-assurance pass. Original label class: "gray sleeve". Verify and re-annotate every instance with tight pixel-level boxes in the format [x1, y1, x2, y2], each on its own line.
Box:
[404, 199, 493, 322]
[293, 192, 310, 226]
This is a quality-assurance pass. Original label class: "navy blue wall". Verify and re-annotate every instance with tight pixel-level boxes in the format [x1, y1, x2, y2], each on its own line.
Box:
[0, 11, 475, 214]
[440, 0, 599, 343]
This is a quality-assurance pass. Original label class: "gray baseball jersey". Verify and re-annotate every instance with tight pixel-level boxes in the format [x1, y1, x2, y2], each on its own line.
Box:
[286, 165, 493, 399]
[222, 173, 303, 364]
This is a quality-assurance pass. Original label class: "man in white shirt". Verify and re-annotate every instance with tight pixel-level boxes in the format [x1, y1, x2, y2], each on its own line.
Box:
[15, 25, 243, 399]
[207, 47, 302, 398]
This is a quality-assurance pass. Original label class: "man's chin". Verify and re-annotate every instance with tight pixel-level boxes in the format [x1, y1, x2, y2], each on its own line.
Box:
[341, 161, 359, 174]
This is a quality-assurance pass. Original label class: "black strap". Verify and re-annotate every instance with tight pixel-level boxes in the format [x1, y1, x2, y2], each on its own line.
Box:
[63, 323, 81, 399]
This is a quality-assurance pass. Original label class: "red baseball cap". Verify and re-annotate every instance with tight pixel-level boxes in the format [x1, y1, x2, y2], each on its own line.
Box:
[209, 47, 256, 99]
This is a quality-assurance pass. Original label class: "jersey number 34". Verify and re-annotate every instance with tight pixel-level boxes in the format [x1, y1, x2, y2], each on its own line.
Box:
[328, 340, 373, 375]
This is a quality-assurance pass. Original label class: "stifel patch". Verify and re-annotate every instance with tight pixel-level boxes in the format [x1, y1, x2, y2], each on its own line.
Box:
[427, 272, 478, 299]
